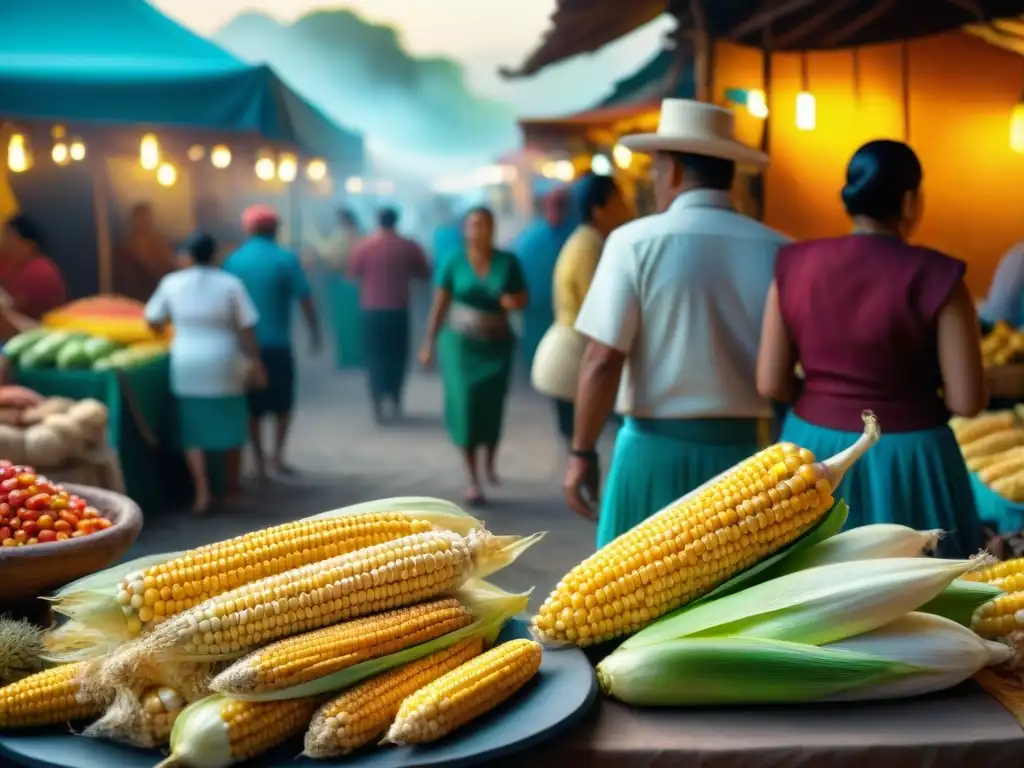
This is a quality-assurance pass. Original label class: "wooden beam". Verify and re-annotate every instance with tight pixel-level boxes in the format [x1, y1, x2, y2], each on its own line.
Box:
[820, 0, 897, 48]
[689, 0, 710, 101]
[773, 0, 857, 48]
[726, 0, 818, 43]
[944, 0, 985, 19]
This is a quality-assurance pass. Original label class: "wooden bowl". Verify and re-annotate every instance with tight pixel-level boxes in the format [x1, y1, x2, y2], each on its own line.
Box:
[0, 483, 142, 604]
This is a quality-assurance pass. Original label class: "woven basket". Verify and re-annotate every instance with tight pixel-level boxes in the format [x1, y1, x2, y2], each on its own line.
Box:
[988, 364, 1024, 400]
[0, 483, 142, 604]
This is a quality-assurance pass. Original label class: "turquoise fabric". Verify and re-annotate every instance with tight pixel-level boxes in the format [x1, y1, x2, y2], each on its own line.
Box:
[0, 0, 362, 163]
[781, 413, 981, 557]
[329, 275, 365, 369]
[597, 417, 763, 548]
[511, 219, 574, 370]
[223, 237, 311, 349]
[16, 357, 171, 509]
[970, 474, 1024, 535]
[177, 395, 248, 452]
[431, 225, 463, 287]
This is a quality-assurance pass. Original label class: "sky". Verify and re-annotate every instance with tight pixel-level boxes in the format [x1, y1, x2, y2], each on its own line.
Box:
[150, 0, 674, 116]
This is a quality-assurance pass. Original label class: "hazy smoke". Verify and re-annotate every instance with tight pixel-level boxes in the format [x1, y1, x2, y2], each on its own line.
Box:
[215, 9, 517, 161]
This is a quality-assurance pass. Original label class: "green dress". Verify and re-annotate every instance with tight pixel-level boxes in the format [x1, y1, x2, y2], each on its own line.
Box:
[438, 250, 525, 449]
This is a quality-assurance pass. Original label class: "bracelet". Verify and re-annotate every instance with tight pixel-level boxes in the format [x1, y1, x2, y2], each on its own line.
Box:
[570, 448, 598, 461]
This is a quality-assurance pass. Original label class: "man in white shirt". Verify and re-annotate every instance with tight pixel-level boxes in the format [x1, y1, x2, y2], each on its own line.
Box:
[563, 99, 791, 548]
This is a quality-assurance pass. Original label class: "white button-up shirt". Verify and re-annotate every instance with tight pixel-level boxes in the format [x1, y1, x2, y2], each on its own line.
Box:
[575, 189, 790, 419]
[145, 266, 259, 398]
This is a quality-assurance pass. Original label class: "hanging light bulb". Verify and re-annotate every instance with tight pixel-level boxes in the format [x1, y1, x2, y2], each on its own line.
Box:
[156, 162, 177, 187]
[553, 160, 575, 182]
[187, 145, 205, 162]
[140, 133, 160, 170]
[69, 140, 86, 161]
[255, 149, 276, 181]
[7, 134, 29, 173]
[305, 158, 327, 181]
[51, 142, 70, 166]
[612, 144, 633, 169]
[210, 145, 231, 169]
[591, 154, 613, 176]
[796, 53, 816, 131]
[747, 89, 769, 119]
[1011, 101, 1024, 154]
[51, 125, 66, 140]
[277, 152, 298, 183]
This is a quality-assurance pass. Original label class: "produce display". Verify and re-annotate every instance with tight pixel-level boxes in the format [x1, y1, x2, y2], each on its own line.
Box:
[952, 409, 1024, 501]
[982, 321, 1024, 367]
[5, 327, 167, 372]
[0, 462, 112, 546]
[41, 295, 172, 346]
[0, 392, 108, 469]
[0, 498, 545, 768]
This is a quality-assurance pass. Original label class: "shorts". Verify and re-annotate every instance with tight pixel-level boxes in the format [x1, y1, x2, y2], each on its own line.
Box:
[247, 346, 295, 418]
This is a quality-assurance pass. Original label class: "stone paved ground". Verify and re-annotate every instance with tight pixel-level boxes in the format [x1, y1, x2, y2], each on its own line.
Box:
[127, 347, 614, 609]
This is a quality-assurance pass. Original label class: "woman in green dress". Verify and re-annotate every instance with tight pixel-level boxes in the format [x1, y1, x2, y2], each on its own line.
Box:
[419, 207, 528, 504]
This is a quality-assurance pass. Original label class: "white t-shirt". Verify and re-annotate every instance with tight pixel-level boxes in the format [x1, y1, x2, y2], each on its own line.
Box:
[144, 267, 259, 398]
[575, 189, 790, 420]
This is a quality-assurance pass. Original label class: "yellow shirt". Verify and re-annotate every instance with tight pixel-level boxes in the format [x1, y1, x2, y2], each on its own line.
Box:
[553, 224, 603, 327]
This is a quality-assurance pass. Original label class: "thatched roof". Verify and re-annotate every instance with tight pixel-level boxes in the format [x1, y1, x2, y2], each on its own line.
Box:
[503, 0, 1024, 78]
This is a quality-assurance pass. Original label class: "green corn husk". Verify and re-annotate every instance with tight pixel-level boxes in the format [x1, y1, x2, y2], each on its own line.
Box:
[919, 579, 1004, 627]
[621, 556, 984, 651]
[598, 612, 1010, 706]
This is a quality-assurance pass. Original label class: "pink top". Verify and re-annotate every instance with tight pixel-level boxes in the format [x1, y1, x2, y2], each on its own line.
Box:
[776, 234, 965, 433]
[347, 232, 430, 310]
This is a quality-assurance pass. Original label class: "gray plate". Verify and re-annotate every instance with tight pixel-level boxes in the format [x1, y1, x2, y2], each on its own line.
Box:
[0, 619, 597, 768]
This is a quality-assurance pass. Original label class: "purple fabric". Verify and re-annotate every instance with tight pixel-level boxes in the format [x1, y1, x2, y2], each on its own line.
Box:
[347, 231, 430, 310]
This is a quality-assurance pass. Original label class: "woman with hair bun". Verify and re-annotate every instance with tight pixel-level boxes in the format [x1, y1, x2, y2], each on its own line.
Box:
[756, 139, 987, 555]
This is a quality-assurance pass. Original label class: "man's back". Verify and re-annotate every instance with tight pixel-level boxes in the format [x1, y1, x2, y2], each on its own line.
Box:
[223, 237, 310, 349]
[348, 231, 429, 311]
[577, 189, 788, 419]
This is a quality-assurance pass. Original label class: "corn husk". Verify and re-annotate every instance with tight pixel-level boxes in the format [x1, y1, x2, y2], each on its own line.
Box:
[919, 579, 1004, 627]
[0, 617, 45, 683]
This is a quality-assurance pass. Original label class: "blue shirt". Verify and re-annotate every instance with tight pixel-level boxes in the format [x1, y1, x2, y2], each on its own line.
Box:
[222, 236, 311, 349]
[981, 242, 1024, 327]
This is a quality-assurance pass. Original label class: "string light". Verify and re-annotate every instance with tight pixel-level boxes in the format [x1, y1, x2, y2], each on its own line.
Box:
[51, 143, 70, 166]
[187, 145, 205, 162]
[306, 159, 327, 181]
[255, 149, 276, 181]
[69, 140, 86, 161]
[796, 52, 816, 131]
[7, 134, 29, 173]
[140, 133, 160, 170]
[210, 145, 231, 169]
[612, 144, 633, 169]
[277, 152, 298, 183]
[156, 162, 177, 187]
[747, 89, 769, 119]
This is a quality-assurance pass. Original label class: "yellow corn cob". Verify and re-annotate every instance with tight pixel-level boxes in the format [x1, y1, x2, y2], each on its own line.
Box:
[83, 686, 188, 748]
[962, 429, 1024, 462]
[304, 637, 484, 757]
[0, 663, 103, 727]
[532, 417, 880, 648]
[991, 573, 1024, 592]
[971, 591, 1024, 639]
[156, 695, 321, 768]
[113, 513, 436, 636]
[385, 638, 542, 745]
[980, 453, 1024, 485]
[111, 528, 533, 678]
[212, 598, 475, 696]
[963, 557, 1024, 584]
[954, 411, 1017, 447]
[967, 446, 1024, 473]
[992, 470, 1024, 502]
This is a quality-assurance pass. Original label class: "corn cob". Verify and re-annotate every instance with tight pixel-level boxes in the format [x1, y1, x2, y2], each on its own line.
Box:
[212, 598, 474, 696]
[304, 637, 484, 757]
[971, 591, 1024, 639]
[954, 411, 1017, 447]
[962, 429, 1024, 462]
[155, 694, 321, 768]
[83, 686, 187, 748]
[533, 415, 880, 647]
[980, 453, 1024, 485]
[963, 557, 1024, 585]
[385, 639, 542, 745]
[992, 469, 1024, 502]
[969, 446, 1024, 474]
[0, 662, 104, 727]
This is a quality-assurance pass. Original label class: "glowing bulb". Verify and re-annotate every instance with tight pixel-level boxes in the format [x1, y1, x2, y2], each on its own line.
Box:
[345, 177, 364, 194]
[277, 153, 298, 183]
[51, 125, 66, 140]
[51, 142, 69, 165]
[140, 133, 160, 171]
[306, 159, 327, 181]
[1011, 103, 1024, 154]
[796, 92, 816, 131]
[7, 134, 29, 173]
[591, 154, 613, 176]
[255, 155, 276, 182]
[748, 89, 769, 119]
[69, 140, 85, 161]
[187, 145, 205, 162]
[210, 145, 231, 169]
[156, 162, 177, 187]
[612, 144, 632, 169]
[553, 160, 575, 182]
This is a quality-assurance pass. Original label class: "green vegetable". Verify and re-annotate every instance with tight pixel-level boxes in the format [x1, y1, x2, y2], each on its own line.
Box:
[3, 328, 49, 362]
[19, 332, 74, 369]
[55, 339, 92, 369]
[81, 336, 119, 363]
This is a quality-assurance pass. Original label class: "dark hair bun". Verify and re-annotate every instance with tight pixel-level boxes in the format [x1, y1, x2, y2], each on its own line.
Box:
[185, 232, 217, 265]
[841, 140, 922, 221]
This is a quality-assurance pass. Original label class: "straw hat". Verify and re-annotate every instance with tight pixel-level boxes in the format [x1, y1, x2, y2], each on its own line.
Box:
[619, 99, 769, 169]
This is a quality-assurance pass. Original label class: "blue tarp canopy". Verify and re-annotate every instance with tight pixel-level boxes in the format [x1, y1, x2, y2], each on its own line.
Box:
[0, 0, 362, 167]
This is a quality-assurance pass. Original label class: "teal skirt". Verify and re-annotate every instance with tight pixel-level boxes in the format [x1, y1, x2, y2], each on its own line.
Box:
[781, 413, 981, 557]
[330, 276, 364, 369]
[178, 395, 249, 452]
[597, 418, 766, 549]
[438, 328, 514, 449]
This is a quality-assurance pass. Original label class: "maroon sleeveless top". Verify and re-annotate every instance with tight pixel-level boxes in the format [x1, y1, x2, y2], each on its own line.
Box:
[776, 234, 965, 433]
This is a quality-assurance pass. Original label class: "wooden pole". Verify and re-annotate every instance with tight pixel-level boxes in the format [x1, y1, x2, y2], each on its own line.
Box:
[756, 23, 773, 222]
[901, 39, 911, 142]
[92, 160, 113, 294]
[689, 0, 710, 101]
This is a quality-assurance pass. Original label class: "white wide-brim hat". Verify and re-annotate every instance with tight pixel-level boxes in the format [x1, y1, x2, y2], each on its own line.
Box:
[620, 98, 769, 170]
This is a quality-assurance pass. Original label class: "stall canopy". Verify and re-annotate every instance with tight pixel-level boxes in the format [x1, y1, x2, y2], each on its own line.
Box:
[0, 0, 362, 167]
[503, 0, 1024, 77]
